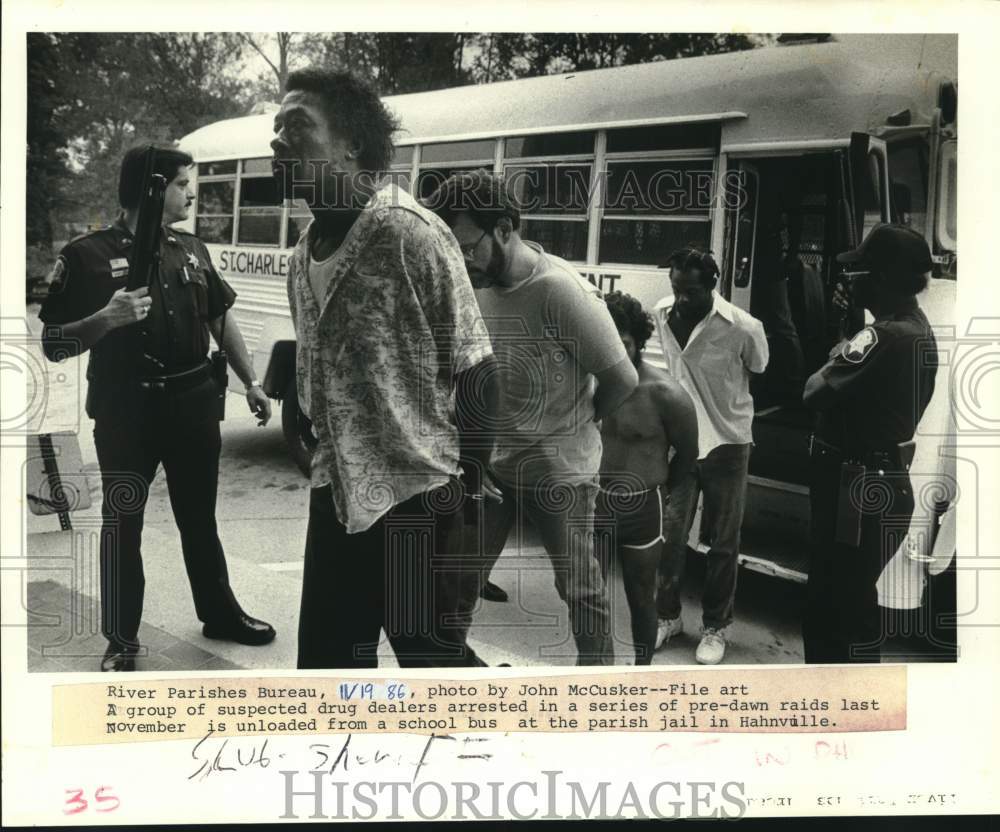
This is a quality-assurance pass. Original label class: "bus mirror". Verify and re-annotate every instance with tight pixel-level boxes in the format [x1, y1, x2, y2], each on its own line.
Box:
[935, 139, 957, 252]
[938, 82, 958, 126]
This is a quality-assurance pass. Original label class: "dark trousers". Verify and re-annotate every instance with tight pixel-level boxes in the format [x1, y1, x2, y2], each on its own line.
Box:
[657, 443, 751, 630]
[455, 474, 612, 666]
[297, 484, 483, 669]
[93, 381, 239, 648]
[803, 451, 915, 663]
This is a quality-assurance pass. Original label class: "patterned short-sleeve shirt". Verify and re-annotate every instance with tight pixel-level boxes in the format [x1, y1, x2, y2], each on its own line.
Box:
[288, 182, 493, 533]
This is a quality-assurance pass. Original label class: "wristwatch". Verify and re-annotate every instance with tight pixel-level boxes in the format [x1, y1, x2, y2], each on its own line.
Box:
[248, 379, 262, 389]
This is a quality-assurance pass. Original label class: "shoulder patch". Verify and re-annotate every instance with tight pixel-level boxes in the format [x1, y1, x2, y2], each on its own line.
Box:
[842, 326, 879, 364]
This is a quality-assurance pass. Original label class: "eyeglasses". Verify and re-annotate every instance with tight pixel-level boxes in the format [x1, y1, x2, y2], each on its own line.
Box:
[460, 230, 488, 260]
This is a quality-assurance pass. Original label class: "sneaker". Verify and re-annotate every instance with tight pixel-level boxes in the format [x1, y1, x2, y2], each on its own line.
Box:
[695, 628, 727, 665]
[655, 617, 683, 650]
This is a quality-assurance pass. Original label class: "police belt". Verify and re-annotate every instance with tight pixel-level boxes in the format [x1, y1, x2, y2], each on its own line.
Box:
[137, 360, 213, 393]
[808, 435, 914, 471]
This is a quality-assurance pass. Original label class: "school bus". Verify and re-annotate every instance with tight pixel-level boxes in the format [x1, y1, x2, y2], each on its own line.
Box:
[177, 33, 957, 622]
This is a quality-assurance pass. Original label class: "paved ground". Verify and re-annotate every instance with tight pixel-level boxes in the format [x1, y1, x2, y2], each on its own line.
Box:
[20, 306, 807, 672]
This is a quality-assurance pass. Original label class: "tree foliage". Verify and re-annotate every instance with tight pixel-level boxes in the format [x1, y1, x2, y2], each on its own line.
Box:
[31, 32, 252, 253]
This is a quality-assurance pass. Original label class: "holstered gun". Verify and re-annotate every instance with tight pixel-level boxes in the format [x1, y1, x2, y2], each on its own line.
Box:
[127, 146, 168, 377]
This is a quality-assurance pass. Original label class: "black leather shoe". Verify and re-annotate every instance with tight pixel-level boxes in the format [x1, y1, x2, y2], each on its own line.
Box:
[101, 642, 137, 672]
[480, 580, 509, 603]
[203, 613, 276, 646]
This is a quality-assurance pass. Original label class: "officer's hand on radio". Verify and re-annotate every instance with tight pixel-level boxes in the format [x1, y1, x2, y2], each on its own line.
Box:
[246, 384, 271, 427]
[831, 281, 852, 314]
[103, 286, 152, 329]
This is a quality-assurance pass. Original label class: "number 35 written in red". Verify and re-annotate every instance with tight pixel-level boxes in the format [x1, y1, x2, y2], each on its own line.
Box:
[63, 786, 120, 815]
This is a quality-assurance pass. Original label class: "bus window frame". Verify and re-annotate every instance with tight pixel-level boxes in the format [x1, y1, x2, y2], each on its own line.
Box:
[502, 156, 595, 263]
[596, 141, 717, 269]
[236, 157, 284, 249]
[193, 161, 237, 246]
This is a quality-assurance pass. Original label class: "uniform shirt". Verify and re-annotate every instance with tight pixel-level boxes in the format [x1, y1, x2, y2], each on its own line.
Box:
[474, 242, 627, 485]
[39, 220, 235, 415]
[814, 299, 938, 452]
[653, 290, 769, 459]
[288, 182, 493, 534]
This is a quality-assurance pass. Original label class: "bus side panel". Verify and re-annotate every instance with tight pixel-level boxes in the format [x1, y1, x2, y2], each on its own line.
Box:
[205, 243, 296, 394]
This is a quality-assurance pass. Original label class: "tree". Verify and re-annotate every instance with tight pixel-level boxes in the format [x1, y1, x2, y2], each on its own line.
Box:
[36, 33, 253, 238]
[468, 32, 770, 82]
[281, 33, 471, 95]
[26, 34, 70, 282]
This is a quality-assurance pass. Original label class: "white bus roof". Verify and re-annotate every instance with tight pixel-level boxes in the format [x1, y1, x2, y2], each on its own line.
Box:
[179, 34, 956, 162]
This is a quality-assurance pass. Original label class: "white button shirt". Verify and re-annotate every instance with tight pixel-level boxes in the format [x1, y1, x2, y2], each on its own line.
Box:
[652, 291, 769, 460]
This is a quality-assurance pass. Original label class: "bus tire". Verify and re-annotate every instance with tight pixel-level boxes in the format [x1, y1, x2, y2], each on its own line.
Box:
[281, 378, 314, 477]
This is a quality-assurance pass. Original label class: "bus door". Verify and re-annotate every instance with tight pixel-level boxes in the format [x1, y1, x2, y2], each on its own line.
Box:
[716, 138, 889, 581]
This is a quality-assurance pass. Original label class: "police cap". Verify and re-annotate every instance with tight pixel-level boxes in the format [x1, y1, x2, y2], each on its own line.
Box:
[836, 223, 933, 275]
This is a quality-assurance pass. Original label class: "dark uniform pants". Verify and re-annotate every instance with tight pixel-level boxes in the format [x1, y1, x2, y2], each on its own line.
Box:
[297, 483, 484, 669]
[93, 377, 238, 647]
[803, 449, 915, 664]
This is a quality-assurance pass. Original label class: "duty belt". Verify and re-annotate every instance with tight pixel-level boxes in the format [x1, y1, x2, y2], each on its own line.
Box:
[808, 435, 914, 471]
[138, 360, 212, 393]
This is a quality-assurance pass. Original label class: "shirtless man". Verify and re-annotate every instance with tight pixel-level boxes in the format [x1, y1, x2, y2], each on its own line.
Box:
[597, 292, 699, 665]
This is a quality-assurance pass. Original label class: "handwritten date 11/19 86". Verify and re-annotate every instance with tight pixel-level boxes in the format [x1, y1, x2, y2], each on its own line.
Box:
[188, 730, 486, 784]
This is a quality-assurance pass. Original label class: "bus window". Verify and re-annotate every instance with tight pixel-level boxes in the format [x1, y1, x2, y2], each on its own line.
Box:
[521, 218, 589, 261]
[392, 146, 415, 166]
[599, 159, 713, 266]
[418, 167, 480, 202]
[237, 158, 282, 247]
[604, 160, 714, 216]
[420, 140, 495, 165]
[195, 162, 235, 244]
[503, 162, 590, 261]
[199, 160, 237, 177]
[606, 122, 719, 153]
[506, 132, 594, 158]
[599, 219, 710, 266]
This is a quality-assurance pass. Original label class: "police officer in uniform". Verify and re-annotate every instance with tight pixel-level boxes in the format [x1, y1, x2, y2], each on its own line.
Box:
[802, 223, 938, 663]
[40, 145, 276, 671]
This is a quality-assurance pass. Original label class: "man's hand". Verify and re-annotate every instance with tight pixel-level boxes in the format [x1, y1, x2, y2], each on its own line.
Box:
[467, 470, 504, 504]
[297, 409, 319, 449]
[246, 385, 271, 426]
[102, 287, 151, 329]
